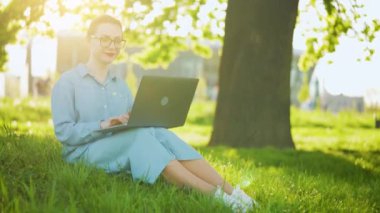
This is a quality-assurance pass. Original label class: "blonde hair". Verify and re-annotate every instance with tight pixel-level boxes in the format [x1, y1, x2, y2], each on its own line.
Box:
[87, 15, 122, 39]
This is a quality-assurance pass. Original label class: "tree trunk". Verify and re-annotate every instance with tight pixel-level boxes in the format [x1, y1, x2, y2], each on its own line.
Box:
[210, 0, 299, 148]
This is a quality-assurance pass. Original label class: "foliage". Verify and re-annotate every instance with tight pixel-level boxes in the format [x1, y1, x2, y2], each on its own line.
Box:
[298, 0, 380, 71]
[0, 0, 46, 72]
[1, 98, 379, 212]
[64, 0, 225, 68]
[297, 75, 310, 103]
[60, 0, 379, 70]
[1, 0, 379, 72]
[123, 0, 219, 68]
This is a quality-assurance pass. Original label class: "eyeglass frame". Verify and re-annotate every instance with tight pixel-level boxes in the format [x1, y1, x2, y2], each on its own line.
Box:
[90, 35, 126, 49]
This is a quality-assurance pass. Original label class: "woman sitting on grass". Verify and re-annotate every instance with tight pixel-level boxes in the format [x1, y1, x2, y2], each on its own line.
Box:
[51, 14, 256, 212]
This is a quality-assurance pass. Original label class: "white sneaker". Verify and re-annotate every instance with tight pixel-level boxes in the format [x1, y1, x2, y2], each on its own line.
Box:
[230, 185, 258, 212]
[214, 185, 236, 208]
[214, 185, 256, 212]
[214, 185, 230, 202]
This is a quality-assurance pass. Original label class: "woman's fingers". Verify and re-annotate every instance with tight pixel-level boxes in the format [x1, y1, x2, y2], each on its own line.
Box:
[117, 113, 129, 123]
[110, 118, 122, 126]
[102, 113, 130, 128]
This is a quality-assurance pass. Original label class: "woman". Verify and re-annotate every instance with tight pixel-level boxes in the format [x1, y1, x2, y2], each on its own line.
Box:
[51, 14, 256, 212]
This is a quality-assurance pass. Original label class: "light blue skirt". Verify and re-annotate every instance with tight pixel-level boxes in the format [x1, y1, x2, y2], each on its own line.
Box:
[64, 127, 203, 184]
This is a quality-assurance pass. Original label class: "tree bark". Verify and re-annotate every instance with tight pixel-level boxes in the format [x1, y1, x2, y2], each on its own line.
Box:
[210, 0, 299, 148]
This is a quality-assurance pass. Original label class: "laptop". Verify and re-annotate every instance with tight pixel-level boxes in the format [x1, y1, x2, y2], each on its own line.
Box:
[95, 75, 199, 134]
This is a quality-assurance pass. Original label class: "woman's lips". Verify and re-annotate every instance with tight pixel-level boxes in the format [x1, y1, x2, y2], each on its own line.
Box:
[104, 52, 116, 58]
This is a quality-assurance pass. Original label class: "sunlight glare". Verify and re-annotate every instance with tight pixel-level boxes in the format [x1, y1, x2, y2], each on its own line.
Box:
[159, 0, 175, 8]
[129, 20, 138, 30]
[0, 0, 11, 8]
[142, 3, 164, 26]
[40, 0, 81, 32]
[104, 0, 124, 8]
[64, 0, 81, 10]
[23, 7, 31, 17]
[175, 15, 193, 37]
[132, 1, 148, 13]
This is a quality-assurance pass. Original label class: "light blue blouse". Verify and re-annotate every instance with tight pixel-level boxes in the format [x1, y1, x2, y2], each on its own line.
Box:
[51, 64, 202, 183]
[51, 64, 133, 156]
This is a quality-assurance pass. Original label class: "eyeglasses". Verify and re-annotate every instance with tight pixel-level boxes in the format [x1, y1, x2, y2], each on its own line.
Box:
[90, 36, 126, 49]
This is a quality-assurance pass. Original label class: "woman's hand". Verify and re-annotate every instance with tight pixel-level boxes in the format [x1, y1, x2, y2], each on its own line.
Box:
[115, 113, 130, 124]
[100, 112, 130, 129]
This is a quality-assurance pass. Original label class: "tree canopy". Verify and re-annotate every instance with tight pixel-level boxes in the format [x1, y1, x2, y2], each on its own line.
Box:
[298, 0, 380, 71]
[0, 0, 379, 72]
[0, 0, 45, 72]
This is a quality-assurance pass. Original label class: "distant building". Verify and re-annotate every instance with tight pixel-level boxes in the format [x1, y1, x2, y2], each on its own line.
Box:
[300, 55, 378, 113]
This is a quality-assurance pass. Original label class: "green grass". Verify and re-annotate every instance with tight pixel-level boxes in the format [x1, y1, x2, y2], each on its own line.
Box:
[1, 97, 379, 212]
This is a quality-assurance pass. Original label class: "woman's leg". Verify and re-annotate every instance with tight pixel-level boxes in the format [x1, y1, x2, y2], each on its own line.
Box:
[152, 128, 233, 194]
[162, 159, 217, 194]
[179, 159, 234, 195]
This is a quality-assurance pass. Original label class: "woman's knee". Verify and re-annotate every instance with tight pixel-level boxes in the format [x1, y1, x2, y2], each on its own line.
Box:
[163, 159, 179, 171]
[162, 160, 186, 186]
[162, 159, 185, 177]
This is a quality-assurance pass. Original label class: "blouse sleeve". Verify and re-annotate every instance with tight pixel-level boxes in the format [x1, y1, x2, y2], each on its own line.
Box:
[51, 78, 102, 146]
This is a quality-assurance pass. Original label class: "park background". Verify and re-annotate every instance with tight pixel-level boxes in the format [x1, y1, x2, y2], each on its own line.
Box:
[1, 0, 380, 212]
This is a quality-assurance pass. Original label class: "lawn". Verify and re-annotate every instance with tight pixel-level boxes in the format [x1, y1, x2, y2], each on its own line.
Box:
[0, 97, 379, 212]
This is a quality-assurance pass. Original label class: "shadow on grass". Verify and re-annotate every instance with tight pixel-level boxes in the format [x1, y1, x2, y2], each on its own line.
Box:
[199, 146, 379, 180]
[198, 145, 380, 210]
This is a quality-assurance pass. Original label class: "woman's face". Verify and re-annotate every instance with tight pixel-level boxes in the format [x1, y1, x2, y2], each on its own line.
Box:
[89, 23, 124, 65]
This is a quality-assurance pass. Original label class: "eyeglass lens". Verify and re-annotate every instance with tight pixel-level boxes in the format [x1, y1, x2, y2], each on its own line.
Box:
[99, 37, 125, 48]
